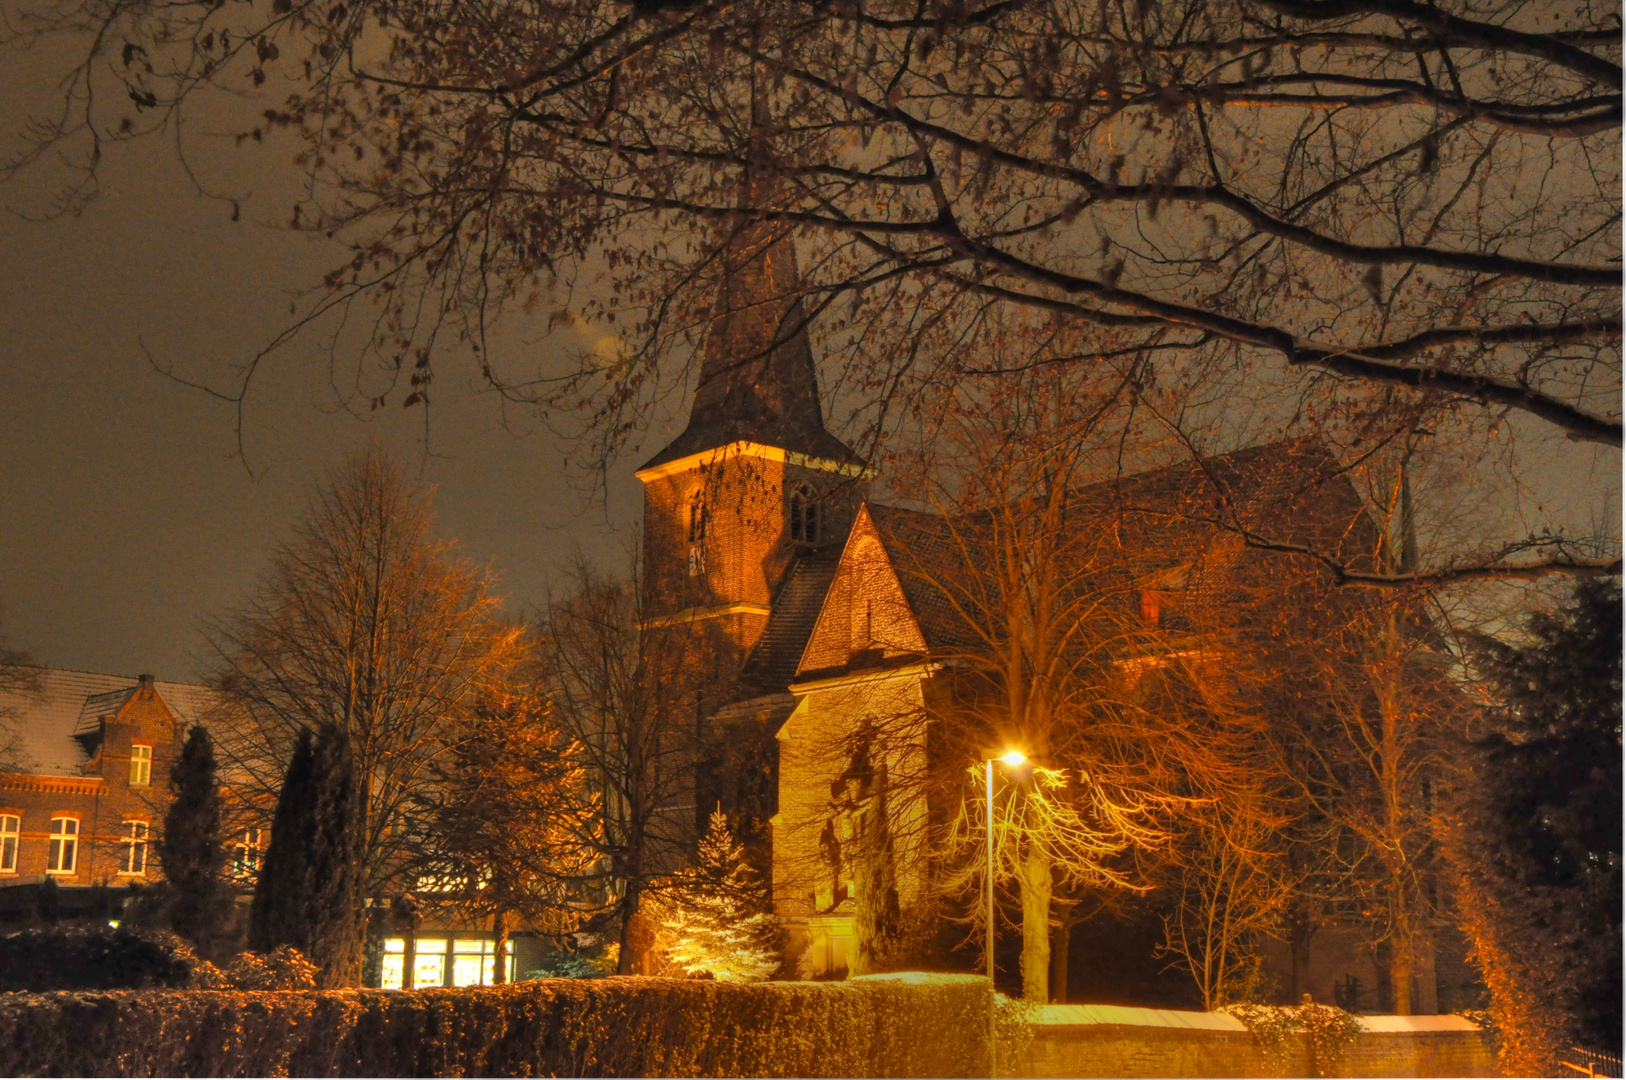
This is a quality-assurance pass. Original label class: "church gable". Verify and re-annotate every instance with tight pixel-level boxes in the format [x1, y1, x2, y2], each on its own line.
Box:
[795, 505, 926, 679]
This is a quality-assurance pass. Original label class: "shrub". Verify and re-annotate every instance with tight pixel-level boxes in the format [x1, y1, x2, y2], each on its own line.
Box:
[1222, 1002, 1361, 1078]
[0, 925, 228, 992]
[222, 947, 320, 990]
[521, 952, 607, 980]
[0, 972, 988, 1077]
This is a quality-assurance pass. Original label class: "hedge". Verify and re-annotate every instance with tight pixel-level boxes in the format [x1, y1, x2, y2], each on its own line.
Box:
[0, 926, 219, 992]
[0, 972, 991, 1077]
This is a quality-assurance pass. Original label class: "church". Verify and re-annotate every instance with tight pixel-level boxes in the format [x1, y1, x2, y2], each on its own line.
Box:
[633, 211, 1474, 1013]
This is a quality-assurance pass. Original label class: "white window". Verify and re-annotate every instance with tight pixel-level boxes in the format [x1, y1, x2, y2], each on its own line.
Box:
[129, 744, 152, 787]
[119, 820, 149, 876]
[232, 828, 262, 880]
[0, 815, 17, 873]
[47, 817, 78, 875]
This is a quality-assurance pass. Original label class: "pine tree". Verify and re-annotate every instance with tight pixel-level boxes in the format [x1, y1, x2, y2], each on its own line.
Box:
[249, 724, 366, 987]
[661, 809, 779, 982]
[1452, 579, 1623, 1053]
[156, 725, 230, 955]
[250, 728, 315, 954]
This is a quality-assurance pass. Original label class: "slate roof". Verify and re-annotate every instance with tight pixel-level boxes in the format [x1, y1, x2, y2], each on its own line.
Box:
[864, 440, 1371, 653]
[640, 220, 863, 472]
[0, 667, 215, 777]
[738, 543, 845, 696]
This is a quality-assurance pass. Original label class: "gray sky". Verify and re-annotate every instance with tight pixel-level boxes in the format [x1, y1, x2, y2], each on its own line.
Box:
[0, 58, 659, 682]
[0, 34, 1616, 681]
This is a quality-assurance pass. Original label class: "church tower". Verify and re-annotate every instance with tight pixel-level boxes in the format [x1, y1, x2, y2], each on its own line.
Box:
[635, 215, 865, 671]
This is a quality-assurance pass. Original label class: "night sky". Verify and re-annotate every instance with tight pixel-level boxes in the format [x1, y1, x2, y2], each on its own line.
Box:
[0, 45, 658, 682]
[0, 36, 1617, 684]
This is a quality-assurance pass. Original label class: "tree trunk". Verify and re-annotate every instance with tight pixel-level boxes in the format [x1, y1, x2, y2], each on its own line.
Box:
[492, 909, 509, 985]
[1288, 913, 1314, 1003]
[403, 928, 417, 989]
[1390, 925, 1414, 1015]
[1051, 909, 1072, 1004]
[1017, 844, 1052, 1002]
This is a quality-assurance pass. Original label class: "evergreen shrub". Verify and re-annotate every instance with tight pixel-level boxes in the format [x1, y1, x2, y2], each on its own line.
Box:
[0, 972, 988, 1077]
[0, 926, 228, 992]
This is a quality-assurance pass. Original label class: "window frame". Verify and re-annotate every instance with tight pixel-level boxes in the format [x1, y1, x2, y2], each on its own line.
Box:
[0, 814, 18, 874]
[232, 826, 263, 881]
[789, 484, 820, 544]
[686, 491, 707, 542]
[47, 816, 79, 875]
[118, 819, 149, 876]
[129, 744, 153, 787]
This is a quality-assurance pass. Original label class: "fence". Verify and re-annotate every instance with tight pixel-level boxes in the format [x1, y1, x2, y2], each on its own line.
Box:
[1562, 1046, 1624, 1078]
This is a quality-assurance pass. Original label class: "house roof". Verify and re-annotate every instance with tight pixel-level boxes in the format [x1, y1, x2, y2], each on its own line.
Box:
[739, 542, 846, 695]
[857, 440, 1372, 654]
[639, 219, 863, 472]
[0, 667, 215, 777]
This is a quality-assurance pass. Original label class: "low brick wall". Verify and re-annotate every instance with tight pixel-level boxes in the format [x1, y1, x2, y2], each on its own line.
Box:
[1011, 1005, 1496, 1079]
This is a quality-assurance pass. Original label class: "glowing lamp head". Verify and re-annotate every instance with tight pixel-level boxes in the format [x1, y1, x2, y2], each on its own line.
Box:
[1000, 751, 1026, 767]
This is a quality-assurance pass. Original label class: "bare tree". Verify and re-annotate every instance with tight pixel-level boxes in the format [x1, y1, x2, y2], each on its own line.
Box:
[208, 446, 523, 898]
[407, 680, 600, 981]
[825, 366, 1296, 1002]
[9, 0, 1617, 580]
[531, 555, 720, 973]
[1238, 454, 1463, 1015]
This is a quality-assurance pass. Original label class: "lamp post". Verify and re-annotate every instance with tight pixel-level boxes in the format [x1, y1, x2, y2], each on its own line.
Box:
[985, 749, 1025, 1078]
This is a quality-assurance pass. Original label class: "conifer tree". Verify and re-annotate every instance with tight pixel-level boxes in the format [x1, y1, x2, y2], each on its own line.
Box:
[251, 728, 315, 954]
[661, 809, 778, 982]
[249, 724, 366, 986]
[156, 725, 230, 955]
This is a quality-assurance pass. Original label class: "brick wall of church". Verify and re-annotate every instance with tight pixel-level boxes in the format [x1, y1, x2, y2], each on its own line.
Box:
[797, 524, 925, 676]
[641, 451, 863, 627]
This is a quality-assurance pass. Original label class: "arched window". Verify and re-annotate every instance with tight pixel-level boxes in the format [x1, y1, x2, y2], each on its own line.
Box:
[789, 484, 820, 544]
[687, 491, 707, 542]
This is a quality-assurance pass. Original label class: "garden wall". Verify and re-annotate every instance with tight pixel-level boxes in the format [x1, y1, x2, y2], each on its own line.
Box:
[0, 972, 989, 1078]
[1013, 1005, 1497, 1079]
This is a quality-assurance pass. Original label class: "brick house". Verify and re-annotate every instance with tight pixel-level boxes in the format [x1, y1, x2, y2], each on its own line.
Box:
[0, 669, 218, 913]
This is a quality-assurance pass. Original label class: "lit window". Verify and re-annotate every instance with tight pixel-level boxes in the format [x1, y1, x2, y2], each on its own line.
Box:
[789, 485, 820, 544]
[413, 938, 448, 988]
[119, 820, 149, 876]
[129, 744, 152, 787]
[686, 493, 707, 543]
[47, 817, 78, 875]
[452, 938, 517, 986]
[1139, 590, 1160, 625]
[381, 938, 405, 989]
[232, 828, 263, 880]
[0, 815, 17, 873]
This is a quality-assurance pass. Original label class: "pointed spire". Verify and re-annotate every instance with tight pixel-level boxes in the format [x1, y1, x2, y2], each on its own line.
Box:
[639, 103, 861, 472]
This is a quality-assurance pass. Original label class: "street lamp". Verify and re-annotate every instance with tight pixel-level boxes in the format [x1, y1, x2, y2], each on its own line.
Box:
[985, 749, 1025, 1078]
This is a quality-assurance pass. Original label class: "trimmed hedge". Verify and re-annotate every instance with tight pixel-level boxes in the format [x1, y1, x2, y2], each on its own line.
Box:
[0, 972, 990, 1077]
